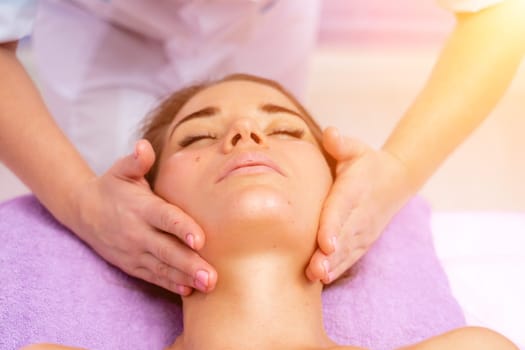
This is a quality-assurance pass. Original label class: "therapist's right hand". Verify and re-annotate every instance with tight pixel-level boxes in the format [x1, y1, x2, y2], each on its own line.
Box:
[72, 140, 217, 296]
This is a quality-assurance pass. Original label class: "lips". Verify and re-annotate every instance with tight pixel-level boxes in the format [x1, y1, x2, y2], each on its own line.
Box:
[216, 152, 285, 183]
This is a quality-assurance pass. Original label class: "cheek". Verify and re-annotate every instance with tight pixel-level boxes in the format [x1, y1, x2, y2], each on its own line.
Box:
[294, 145, 333, 193]
[154, 152, 203, 205]
[282, 144, 333, 219]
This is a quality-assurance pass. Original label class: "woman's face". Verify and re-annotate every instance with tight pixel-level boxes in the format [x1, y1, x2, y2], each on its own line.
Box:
[154, 80, 332, 260]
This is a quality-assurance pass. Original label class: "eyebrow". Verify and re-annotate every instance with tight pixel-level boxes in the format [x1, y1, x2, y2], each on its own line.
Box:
[259, 103, 303, 120]
[168, 106, 219, 139]
[168, 103, 305, 138]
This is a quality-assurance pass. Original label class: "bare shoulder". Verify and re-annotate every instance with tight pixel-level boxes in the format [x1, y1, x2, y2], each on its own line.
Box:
[20, 344, 86, 350]
[396, 326, 520, 350]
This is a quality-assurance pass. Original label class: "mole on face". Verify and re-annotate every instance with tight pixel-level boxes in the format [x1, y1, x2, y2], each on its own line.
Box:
[195, 156, 201, 163]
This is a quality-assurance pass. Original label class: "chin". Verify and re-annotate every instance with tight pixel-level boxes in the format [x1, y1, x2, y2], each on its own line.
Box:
[222, 185, 294, 225]
[196, 185, 313, 255]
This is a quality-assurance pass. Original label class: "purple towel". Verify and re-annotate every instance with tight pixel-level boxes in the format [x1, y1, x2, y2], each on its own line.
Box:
[0, 195, 464, 350]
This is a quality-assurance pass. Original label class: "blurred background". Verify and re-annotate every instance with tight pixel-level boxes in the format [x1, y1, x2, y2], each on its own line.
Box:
[1, 0, 524, 210]
[0, 1, 523, 345]
[306, 0, 525, 211]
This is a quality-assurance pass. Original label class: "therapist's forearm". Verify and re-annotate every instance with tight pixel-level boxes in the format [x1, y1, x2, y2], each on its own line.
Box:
[383, 0, 525, 192]
[0, 43, 95, 227]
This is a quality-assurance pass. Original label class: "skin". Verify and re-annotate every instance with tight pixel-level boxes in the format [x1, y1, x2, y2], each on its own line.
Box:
[307, 0, 525, 284]
[0, 41, 207, 295]
[20, 81, 519, 350]
[156, 80, 335, 349]
[1, 0, 524, 296]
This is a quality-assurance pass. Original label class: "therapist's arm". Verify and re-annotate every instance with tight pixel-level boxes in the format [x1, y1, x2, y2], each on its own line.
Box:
[0, 42, 216, 295]
[309, 0, 525, 282]
[0, 41, 94, 227]
[383, 0, 525, 189]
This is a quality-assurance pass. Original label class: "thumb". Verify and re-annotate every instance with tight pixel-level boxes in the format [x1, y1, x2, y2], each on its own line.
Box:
[111, 139, 156, 180]
[322, 126, 366, 162]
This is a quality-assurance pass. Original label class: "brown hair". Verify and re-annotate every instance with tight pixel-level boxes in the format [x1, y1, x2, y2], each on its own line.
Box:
[140, 73, 336, 185]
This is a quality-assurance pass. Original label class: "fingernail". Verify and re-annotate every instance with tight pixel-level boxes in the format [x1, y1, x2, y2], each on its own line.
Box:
[322, 260, 330, 280]
[328, 271, 335, 283]
[185, 233, 195, 249]
[175, 283, 186, 295]
[195, 270, 209, 292]
[133, 142, 141, 159]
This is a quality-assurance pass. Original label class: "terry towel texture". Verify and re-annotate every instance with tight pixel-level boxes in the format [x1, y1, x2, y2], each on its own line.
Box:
[0, 195, 465, 350]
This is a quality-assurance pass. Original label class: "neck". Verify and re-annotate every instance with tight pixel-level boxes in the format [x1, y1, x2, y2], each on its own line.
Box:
[169, 254, 334, 350]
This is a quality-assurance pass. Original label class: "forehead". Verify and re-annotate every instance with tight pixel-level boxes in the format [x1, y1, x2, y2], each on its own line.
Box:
[172, 80, 301, 123]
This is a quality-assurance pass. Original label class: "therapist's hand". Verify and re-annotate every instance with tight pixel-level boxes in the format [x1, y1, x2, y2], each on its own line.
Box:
[73, 140, 217, 296]
[306, 127, 413, 284]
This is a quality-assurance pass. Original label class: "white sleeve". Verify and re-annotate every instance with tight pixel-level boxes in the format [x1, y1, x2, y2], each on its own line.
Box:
[436, 0, 505, 12]
[0, 0, 37, 42]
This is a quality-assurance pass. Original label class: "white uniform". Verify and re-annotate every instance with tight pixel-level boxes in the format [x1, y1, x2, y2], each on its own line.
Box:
[0, 0, 504, 174]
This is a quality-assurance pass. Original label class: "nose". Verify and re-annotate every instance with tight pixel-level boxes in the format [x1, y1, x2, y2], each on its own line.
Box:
[222, 118, 267, 153]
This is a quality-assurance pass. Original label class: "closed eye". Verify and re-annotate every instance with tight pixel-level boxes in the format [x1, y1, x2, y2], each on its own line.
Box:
[178, 133, 217, 147]
[269, 128, 305, 139]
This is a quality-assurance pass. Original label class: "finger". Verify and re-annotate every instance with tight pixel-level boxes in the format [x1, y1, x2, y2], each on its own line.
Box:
[326, 246, 367, 282]
[317, 185, 355, 255]
[139, 252, 195, 286]
[176, 284, 193, 296]
[145, 199, 205, 251]
[145, 232, 217, 292]
[305, 249, 330, 282]
[111, 139, 156, 180]
[322, 126, 366, 162]
[324, 215, 375, 282]
[137, 253, 194, 296]
[135, 267, 194, 296]
[305, 265, 317, 282]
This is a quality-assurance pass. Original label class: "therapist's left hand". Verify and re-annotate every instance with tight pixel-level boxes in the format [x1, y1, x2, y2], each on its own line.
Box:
[305, 127, 414, 284]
